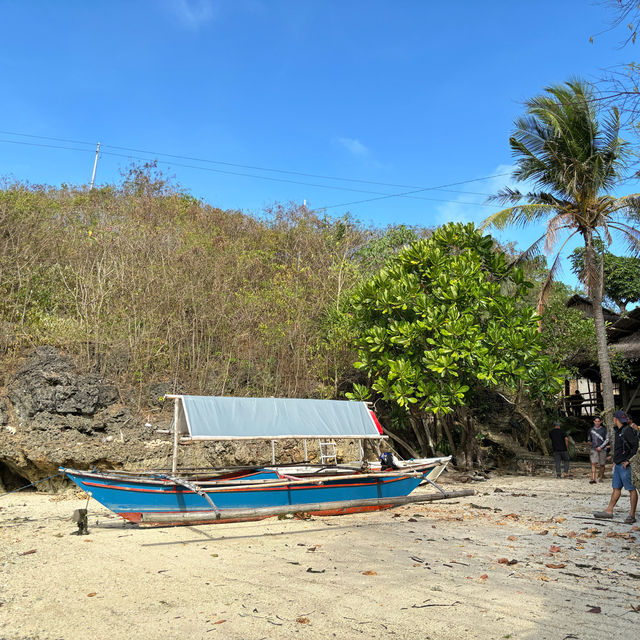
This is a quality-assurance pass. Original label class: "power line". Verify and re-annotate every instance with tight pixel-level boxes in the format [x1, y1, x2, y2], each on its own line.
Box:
[316, 174, 508, 211]
[0, 136, 502, 207]
[0, 128, 496, 196]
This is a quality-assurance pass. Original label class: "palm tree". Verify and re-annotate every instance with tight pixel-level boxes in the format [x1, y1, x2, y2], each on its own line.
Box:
[482, 79, 640, 430]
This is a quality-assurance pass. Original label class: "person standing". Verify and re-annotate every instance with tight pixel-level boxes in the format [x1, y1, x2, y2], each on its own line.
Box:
[569, 390, 584, 417]
[549, 421, 570, 478]
[588, 416, 608, 484]
[594, 411, 639, 524]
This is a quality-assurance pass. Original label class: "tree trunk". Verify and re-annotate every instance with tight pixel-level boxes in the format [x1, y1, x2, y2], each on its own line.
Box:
[584, 230, 615, 437]
[454, 408, 477, 469]
[497, 392, 549, 455]
[380, 426, 420, 459]
[441, 414, 458, 460]
[420, 415, 436, 455]
[408, 414, 428, 455]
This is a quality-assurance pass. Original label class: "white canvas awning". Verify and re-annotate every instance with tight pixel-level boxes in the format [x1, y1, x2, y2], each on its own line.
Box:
[169, 395, 383, 440]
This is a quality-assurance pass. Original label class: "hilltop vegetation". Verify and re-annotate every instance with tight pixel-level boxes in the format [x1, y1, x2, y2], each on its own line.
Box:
[0, 166, 429, 405]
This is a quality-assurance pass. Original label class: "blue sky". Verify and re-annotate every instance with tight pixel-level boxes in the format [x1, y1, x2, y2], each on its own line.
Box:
[0, 1, 638, 288]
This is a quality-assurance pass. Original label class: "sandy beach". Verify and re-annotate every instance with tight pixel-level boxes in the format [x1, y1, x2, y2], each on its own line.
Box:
[1, 468, 639, 640]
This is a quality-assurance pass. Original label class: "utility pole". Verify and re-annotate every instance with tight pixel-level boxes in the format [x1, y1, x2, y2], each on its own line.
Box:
[89, 142, 101, 190]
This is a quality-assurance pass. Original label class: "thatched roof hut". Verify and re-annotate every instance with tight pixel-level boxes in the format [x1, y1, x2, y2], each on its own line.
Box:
[566, 297, 640, 415]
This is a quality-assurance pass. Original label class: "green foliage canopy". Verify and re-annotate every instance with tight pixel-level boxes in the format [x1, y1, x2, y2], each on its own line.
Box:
[569, 244, 640, 313]
[346, 223, 564, 414]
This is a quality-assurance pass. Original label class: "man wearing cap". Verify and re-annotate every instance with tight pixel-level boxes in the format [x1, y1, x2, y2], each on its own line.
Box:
[549, 421, 570, 478]
[594, 411, 639, 524]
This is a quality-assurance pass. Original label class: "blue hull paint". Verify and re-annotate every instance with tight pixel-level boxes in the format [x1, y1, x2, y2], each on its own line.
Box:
[61, 468, 424, 517]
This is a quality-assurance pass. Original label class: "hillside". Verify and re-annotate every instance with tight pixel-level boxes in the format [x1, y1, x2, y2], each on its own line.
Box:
[0, 170, 386, 399]
[0, 170, 429, 488]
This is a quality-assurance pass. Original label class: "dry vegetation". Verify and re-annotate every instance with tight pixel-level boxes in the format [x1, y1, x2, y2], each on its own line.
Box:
[0, 166, 383, 404]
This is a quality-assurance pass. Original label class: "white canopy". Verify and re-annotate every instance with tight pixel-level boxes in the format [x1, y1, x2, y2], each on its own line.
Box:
[170, 395, 383, 440]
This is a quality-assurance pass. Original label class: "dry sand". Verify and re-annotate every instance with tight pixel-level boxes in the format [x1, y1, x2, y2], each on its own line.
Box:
[1, 469, 639, 640]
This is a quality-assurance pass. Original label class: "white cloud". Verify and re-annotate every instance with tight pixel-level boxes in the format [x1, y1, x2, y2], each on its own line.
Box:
[335, 137, 370, 157]
[434, 163, 516, 227]
[166, 0, 217, 29]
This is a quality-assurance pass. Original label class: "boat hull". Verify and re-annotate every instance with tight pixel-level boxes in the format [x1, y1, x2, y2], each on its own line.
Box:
[60, 466, 435, 526]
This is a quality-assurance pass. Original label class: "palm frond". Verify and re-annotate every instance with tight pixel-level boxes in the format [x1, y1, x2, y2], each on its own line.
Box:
[536, 231, 580, 312]
[607, 221, 640, 256]
[537, 252, 564, 314]
[511, 232, 549, 264]
[480, 203, 555, 230]
[599, 219, 613, 247]
[609, 193, 640, 215]
[486, 186, 524, 205]
[544, 214, 573, 254]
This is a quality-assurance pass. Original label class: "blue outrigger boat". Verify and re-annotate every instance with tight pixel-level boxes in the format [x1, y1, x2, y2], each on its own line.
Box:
[61, 395, 455, 526]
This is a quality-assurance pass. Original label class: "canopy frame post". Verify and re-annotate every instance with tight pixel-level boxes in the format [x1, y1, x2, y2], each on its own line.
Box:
[171, 398, 180, 473]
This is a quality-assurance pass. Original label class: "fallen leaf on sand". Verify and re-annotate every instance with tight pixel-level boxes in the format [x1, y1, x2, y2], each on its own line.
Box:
[297, 618, 310, 624]
[507, 535, 518, 541]
[213, 620, 226, 624]
[18, 549, 36, 556]
[556, 517, 566, 523]
[537, 575, 550, 582]
[479, 574, 488, 580]
[549, 545, 561, 553]
[362, 571, 377, 576]
[538, 530, 549, 536]
[497, 558, 510, 564]
[87, 593, 97, 597]
[567, 531, 577, 538]
[606, 532, 634, 540]
[545, 563, 566, 569]
[587, 606, 601, 614]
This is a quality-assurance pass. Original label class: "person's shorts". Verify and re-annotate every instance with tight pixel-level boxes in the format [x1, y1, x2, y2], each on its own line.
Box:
[590, 449, 607, 465]
[612, 463, 636, 491]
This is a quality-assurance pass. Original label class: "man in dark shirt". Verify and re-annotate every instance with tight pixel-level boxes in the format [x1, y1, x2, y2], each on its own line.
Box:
[594, 411, 639, 523]
[549, 421, 569, 478]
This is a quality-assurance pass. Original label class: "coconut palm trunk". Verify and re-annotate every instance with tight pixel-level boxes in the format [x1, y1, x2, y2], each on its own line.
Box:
[584, 229, 616, 433]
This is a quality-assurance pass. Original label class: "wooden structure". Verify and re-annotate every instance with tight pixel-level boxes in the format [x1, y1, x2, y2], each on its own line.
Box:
[566, 296, 640, 417]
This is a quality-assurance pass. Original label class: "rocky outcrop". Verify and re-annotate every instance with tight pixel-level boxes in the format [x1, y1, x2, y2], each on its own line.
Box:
[0, 347, 160, 492]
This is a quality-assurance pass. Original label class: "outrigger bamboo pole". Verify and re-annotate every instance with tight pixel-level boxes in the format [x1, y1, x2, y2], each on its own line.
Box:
[139, 489, 474, 525]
